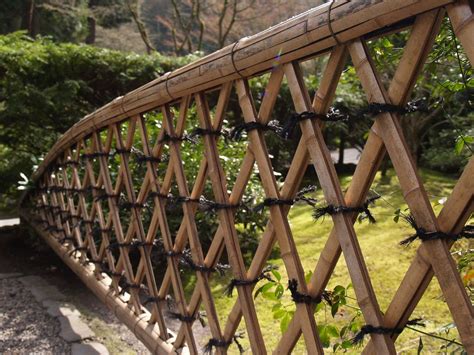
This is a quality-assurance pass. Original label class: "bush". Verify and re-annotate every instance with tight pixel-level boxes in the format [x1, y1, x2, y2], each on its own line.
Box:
[0, 32, 196, 212]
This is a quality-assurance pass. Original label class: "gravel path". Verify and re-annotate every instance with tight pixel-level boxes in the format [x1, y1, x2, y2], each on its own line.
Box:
[0, 223, 149, 354]
[0, 277, 71, 353]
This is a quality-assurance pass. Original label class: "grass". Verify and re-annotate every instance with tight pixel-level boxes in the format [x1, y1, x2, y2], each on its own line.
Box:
[201, 168, 469, 353]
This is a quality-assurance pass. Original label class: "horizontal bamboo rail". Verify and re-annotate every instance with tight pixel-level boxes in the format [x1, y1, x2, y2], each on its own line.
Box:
[21, 0, 473, 353]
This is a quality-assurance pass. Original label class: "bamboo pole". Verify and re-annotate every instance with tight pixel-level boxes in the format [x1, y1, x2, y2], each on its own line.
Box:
[21, 211, 177, 354]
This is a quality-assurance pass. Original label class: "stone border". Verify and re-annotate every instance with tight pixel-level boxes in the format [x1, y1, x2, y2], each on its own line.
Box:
[9, 274, 110, 355]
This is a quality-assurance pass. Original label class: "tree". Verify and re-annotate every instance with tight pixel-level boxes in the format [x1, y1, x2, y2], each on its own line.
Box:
[125, 0, 156, 53]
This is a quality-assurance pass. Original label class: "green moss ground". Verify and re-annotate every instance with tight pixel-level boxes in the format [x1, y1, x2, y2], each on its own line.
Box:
[202, 168, 469, 353]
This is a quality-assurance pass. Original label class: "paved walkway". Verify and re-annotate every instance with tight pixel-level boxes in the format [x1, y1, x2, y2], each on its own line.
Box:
[0, 218, 19, 227]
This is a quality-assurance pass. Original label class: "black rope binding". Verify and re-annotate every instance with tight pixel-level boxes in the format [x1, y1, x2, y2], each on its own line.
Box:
[131, 147, 168, 165]
[143, 294, 174, 310]
[224, 265, 277, 297]
[313, 195, 380, 224]
[81, 152, 112, 160]
[253, 185, 318, 212]
[229, 120, 282, 140]
[188, 127, 226, 139]
[158, 132, 197, 145]
[364, 100, 427, 116]
[281, 111, 330, 139]
[168, 311, 206, 326]
[100, 262, 123, 278]
[288, 279, 332, 305]
[352, 318, 425, 344]
[203, 332, 245, 354]
[58, 236, 75, 244]
[94, 192, 119, 202]
[179, 249, 230, 276]
[199, 196, 244, 213]
[119, 282, 144, 295]
[69, 246, 88, 257]
[60, 160, 80, 167]
[107, 238, 157, 252]
[281, 100, 427, 140]
[119, 201, 145, 210]
[400, 215, 474, 246]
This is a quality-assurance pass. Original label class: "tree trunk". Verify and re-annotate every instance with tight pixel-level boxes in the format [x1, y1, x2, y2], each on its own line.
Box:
[25, 0, 36, 36]
[337, 133, 345, 166]
[126, 0, 155, 54]
[85, 16, 96, 44]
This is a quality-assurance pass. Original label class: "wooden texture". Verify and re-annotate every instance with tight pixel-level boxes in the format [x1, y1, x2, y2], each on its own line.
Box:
[21, 1, 473, 353]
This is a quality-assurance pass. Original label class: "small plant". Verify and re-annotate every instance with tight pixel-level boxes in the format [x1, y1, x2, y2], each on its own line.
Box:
[254, 269, 360, 350]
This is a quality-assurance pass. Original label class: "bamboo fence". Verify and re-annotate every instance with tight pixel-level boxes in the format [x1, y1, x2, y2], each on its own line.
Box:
[20, 0, 473, 353]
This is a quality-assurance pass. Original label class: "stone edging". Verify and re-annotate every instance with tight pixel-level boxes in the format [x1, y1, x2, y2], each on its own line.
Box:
[1, 273, 109, 355]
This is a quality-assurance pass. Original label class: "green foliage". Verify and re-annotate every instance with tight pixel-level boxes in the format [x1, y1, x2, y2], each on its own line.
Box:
[254, 270, 360, 350]
[0, 32, 196, 211]
[35, 3, 88, 42]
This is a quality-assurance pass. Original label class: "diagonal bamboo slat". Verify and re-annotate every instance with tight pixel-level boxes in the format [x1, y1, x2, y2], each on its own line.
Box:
[20, 0, 473, 353]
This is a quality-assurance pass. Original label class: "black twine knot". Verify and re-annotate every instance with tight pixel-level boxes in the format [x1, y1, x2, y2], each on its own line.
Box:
[199, 196, 244, 213]
[94, 192, 119, 202]
[119, 201, 145, 210]
[119, 279, 145, 295]
[352, 318, 425, 344]
[365, 100, 428, 117]
[158, 132, 196, 145]
[189, 127, 226, 139]
[203, 332, 245, 354]
[179, 250, 230, 276]
[114, 147, 131, 156]
[400, 215, 473, 246]
[168, 311, 206, 326]
[60, 160, 80, 167]
[229, 120, 282, 140]
[313, 195, 380, 224]
[131, 147, 168, 165]
[288, 279, 332, 305]
[253, 186, 317, 212]
[81, 152, 111, 160]
[69, 246, 88, 256]
[281, 111, 327, 139]
[224, 265, 277, 297]
[144, 294, 174, 310]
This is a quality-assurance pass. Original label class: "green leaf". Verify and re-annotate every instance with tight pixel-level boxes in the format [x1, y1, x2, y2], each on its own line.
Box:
[272, 303, 282, 312]
[318, 325, 331, 348]
[333, 285, 345, 295]
[273, 308, 287, 320]
[271, 269, 281, 281]
[314, 302, 325, 314]
[254, 282, 275, 299]
[262, 291, 278, 301]
[455, 136, 465, 155]
[341, 340, 353, 349]
[305, 271, 313, 283]
[393, 208, 401, 223]
[417, 337, 423, 354]
[275, 284, 284, 299]
[331, 302, 339, 318]
[280, 313, 291, 333]
[326, 325, 339, 338]
[340, 326, 348, 337]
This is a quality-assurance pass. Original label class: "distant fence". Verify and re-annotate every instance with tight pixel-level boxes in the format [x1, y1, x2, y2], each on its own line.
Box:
[20, 0, 473, 353]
